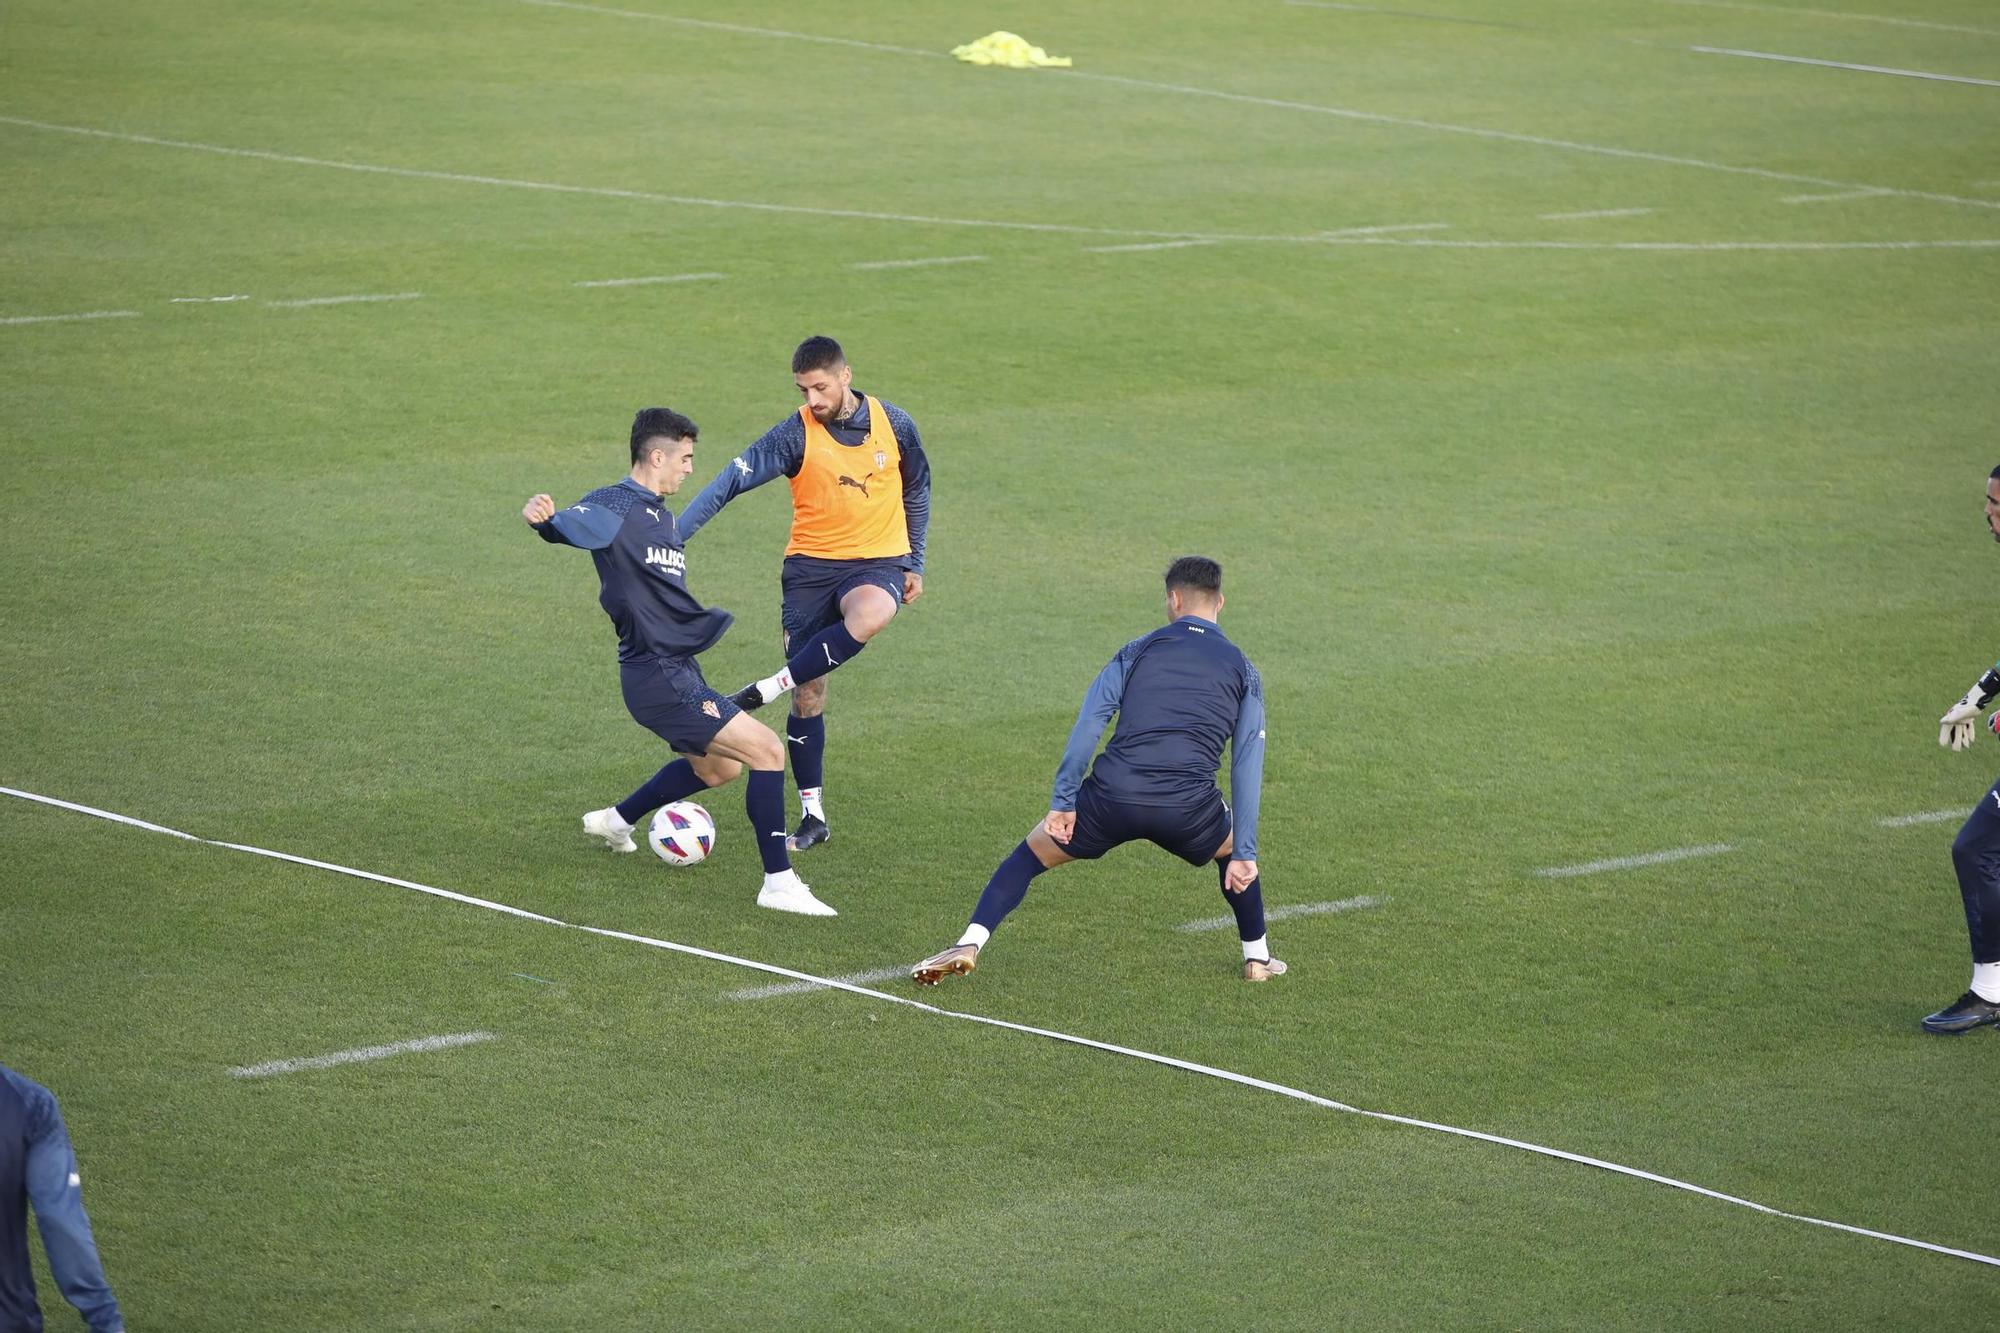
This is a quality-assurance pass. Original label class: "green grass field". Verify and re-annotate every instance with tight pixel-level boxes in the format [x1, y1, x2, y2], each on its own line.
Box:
[5, 0, 2000, 1326]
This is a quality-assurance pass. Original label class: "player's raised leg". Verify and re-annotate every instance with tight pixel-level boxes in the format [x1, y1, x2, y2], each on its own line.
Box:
[1924, 781, 2000, 1032]
[582, 751, 743, 853]
[734, 580, 899, 711]
[702, 713, 837, 917]
[913, 818, 1074, 985]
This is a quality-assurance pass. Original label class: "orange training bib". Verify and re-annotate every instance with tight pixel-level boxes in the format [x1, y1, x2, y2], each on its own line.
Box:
[784, 395, 910, 560]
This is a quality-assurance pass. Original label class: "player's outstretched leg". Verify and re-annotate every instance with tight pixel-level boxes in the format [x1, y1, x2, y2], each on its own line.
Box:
[913, 827, 1069, 985]
[702, 714, 836, 916]
[1213, 839, 1285, 982]
[582, 757, 727, 853]
[733, 584, 898, 711]
[1925, 786, 2000, 1033]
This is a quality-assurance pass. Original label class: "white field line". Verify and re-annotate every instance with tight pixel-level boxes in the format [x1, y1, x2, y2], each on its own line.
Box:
[848, 254, 988, 270]
[1536, 844, 1735, 878]
[1178, 895, 1389, 933]
[266, 291, 422, 308]
[5, 118, 1997, 254]
[1781, 188, 1891, 204]
[572, 271, 725, 287]
[3, 784, 1996, 1271]
[1321, 221, 1451, 236]
[724, 964, 911, 1000]
[0, 116, 1313, 246]
[1688, 45, 2000, 88]
[1879, 810, 1963, 828]
[0, 310, 139, 326]
[501, 3, 2000, 215]
[229, 1031, 496, 1079]
[1655, 0, 2000, 40]
[1538, 207, 1655, 220]
[168, 294, 250, 304]
[1084, 239, 1221, 253]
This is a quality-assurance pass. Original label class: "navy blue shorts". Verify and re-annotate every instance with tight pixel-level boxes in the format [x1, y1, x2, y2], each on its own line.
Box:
[780, 554, 905, 643]
[620, 655, 739, 756]
[1060, 778, 1233, 867]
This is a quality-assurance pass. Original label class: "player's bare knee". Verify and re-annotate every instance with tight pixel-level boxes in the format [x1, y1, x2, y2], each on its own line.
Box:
[846, 608, 894, 642]
[748, 726, 785, 770]
[841, 585, 898, 642]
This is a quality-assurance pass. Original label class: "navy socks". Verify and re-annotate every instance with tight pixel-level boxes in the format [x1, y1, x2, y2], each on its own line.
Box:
[785, 623, 866, 688]
[971, 841, 1048, 932]
[615, 759, 708, 826]
[747, 769, 791, 874]
[787, 712, 826, 794]
[1216, 859, 1267, 942]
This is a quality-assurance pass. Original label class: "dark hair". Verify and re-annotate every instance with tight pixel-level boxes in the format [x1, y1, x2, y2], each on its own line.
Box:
[792, 335, 845, 375]
[630, 407, 697, 463]
[1991, 464, 2000, 480]
[1164, 556, 1222, 597]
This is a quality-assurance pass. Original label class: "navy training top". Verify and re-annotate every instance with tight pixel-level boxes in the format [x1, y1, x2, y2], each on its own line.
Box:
[1, 1066, 123, 1333]
[1052, 615, 1268, 860]
[533, 477, 734, 662]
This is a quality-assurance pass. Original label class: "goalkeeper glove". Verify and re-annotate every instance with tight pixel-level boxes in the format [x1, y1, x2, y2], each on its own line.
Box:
[1939, 666, 2000, 750]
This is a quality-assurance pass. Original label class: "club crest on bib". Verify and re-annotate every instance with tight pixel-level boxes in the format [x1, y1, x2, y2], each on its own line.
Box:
[874, 450, 887, 469]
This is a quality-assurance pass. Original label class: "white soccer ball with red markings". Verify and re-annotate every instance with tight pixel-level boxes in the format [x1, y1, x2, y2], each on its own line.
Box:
[648, 801, 715, 866]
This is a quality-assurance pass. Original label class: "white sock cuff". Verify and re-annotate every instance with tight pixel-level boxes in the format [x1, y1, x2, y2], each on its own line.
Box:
[958, 924, 991, 949]
[1241, 934, 1270, 962]
[1972, 962, 2000, 1003]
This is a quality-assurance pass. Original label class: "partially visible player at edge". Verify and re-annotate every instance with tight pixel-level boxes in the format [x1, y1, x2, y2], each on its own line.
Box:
[676, 335, 930, 852]
[913, 557, 1281, 985]
[1927, 463, 2000, 1031]
[522, 407, 836, 917]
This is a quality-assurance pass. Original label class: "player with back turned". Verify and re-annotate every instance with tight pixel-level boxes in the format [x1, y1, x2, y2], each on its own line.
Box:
[911, 557, 1281, 985]
[522, 407, 837, 917]
[1926, 464, 2000, 1032]
[675, 336, 931, 853]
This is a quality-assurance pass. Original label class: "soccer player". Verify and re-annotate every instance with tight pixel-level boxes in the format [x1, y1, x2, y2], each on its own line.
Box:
[1926, 464, 2000, 1032]
[2, 1065, 124, 1333]
[911, 557, 1281, 985]
[522, 407, 836, 917]
[675, 335, 930, 852]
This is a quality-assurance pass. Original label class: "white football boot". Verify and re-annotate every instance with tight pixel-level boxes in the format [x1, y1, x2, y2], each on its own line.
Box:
[582, 807, 638, 854]
[756, 869, 838, 917]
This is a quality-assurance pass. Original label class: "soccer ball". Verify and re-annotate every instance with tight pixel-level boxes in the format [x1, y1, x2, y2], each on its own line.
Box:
[648, 801, 715, 866]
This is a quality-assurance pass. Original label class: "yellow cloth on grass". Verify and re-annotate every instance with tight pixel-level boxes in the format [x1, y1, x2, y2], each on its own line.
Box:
[950, 31, 1072, 68]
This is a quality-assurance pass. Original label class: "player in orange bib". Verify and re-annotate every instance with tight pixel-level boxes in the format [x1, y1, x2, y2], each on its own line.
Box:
[676, 335, 931, 852]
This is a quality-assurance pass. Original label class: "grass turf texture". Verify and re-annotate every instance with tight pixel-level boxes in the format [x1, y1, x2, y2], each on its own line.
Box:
[4, 0, 1999, 1326]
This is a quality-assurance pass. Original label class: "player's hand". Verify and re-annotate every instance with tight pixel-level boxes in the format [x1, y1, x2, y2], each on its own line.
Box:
[1044, 810, 1074, 844]
[522, 494, 556, 526]
[903, 571, 924, 605]
[1941, 698, 1984, 750]
[1224, 859, 1258, 893]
